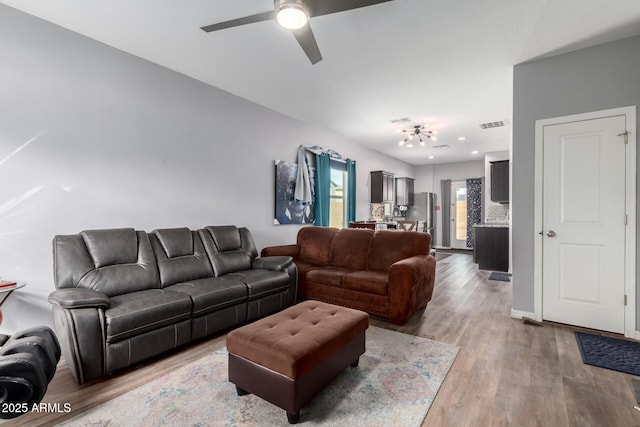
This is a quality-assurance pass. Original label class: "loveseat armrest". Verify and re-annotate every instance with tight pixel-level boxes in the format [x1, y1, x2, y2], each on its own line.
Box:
[261, 244, 299, 258]
[387, 254, 436, 325]
[48, 288, 111, 309]
[252, 256, 293, 271]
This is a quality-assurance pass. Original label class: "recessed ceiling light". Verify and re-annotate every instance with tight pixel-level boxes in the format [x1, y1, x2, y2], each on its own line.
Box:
[458, 136, 466, 141]
[407, 143, 414, 148]
[471, 150, 479, 155]
[428, 155, 435, 159]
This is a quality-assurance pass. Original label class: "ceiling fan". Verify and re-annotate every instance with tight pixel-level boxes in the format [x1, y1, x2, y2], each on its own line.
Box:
[200, 0, 395, 65]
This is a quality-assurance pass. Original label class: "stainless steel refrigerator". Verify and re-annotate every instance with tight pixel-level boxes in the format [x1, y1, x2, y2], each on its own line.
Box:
[405, 192, 437, 245]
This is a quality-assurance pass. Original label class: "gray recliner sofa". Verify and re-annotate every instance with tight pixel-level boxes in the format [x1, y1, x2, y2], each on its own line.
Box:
[49, 225, 296, 385]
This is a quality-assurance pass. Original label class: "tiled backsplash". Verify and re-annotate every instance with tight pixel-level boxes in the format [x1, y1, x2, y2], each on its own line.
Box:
[486, 203, 509, 223]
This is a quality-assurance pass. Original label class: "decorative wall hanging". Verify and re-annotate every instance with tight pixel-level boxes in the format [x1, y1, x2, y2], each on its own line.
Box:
[274, 160, 315, 225]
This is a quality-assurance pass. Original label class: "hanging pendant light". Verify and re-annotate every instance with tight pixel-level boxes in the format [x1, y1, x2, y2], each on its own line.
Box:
[398, 125, 438, 148]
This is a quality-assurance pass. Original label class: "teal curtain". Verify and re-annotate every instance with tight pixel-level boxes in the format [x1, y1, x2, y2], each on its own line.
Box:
[346, 159, 356, 224]
[314, 153, 331, 226]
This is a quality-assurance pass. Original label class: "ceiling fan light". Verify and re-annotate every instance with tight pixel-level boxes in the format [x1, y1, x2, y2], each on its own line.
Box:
[398, 140, 406, 146]
[275, 0, 309, 30]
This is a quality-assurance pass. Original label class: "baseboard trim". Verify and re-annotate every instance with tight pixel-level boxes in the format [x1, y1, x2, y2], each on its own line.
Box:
[510, 309, 541, 322]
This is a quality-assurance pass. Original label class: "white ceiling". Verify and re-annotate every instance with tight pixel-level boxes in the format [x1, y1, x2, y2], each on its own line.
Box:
[3, 0, 640, 165]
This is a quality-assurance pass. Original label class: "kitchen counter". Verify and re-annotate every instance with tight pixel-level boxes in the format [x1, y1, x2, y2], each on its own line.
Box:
[473, 223, 510, 228]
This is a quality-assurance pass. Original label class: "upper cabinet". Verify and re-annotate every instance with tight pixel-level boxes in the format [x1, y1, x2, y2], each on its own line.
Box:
[395, 177, 415, 205]
[370, 171, 395, 203]
[490, 160, 509, 203]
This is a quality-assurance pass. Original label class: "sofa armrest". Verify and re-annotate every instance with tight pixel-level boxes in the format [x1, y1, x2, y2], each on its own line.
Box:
[261, 244, 299, 258]
[252, 256, 293, 271]
[387, 254, 436, 325]
[48, 288, 111, 309]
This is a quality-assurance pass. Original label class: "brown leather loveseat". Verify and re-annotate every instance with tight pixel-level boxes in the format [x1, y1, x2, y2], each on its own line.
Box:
[261, 226, 435, 325]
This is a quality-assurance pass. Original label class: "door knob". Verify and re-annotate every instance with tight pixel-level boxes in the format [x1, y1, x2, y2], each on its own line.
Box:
[546, 230, 556, 237]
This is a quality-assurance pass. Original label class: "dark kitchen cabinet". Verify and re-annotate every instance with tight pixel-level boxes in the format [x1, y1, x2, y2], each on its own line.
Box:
[371, 171, 395, 203]
[490, 160, 509, 203]
[395, 177, 415, 205]
[473, 226, 509, 272]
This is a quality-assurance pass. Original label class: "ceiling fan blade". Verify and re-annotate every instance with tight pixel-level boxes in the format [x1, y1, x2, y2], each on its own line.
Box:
[292, 24, 323, 64]
[306, 0, 394, 17]
[200, 10, 274, 33]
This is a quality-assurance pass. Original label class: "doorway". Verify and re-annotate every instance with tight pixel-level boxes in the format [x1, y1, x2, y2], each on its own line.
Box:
[534, 106, 636, 336]
[450, 181, 468, 249]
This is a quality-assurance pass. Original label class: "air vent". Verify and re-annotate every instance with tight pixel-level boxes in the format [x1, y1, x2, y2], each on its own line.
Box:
[432, 144, 449, 149]
[479, 120, 506, 129]
[390, 117, 412, 124]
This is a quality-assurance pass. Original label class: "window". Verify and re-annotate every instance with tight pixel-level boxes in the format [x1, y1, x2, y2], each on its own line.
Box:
[329, 167, 346, 228]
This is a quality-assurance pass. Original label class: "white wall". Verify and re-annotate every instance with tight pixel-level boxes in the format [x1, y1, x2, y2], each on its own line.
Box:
[414, 160, 484, 247]
[0, 5, 414, 334]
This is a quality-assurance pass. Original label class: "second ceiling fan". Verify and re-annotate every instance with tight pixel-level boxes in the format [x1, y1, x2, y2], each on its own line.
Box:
[201, 0, 395, 65]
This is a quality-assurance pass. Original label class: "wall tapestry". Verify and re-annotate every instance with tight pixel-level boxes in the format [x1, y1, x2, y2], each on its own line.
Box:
[465, 177, 483, 248]
[274, 160, 315, 225]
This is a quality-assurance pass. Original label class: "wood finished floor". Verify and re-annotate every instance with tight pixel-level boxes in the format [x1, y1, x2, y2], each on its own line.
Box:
[10, 253, 640, 426]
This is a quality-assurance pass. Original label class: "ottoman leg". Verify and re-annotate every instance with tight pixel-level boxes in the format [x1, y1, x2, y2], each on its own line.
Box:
[236, 385, 249, 396]
[287, 410, 300, 424]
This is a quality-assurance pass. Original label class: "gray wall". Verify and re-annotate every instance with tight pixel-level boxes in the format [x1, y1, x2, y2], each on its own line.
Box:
[512, 35, 640, 325]
[0, 5, 415, 333]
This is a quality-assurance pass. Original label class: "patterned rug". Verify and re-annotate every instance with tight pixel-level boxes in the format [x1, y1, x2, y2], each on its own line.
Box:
[575, 331, 640, 376]
[60, 326, 458, 426]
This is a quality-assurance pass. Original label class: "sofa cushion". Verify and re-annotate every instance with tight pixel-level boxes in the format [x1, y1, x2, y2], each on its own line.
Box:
[76, 231, 160, 297]
[106, 289, 192, 343]
[329, 228, 374, 270]
[366, 231, 431, 272]
[306, 267, 353, 288]
[297, 227, 338, 266]
[150, 229, 214, 287]
[343, 270, 389, 296]
[227, 270, 291, 300]
[200, 226, 254, 276]
[165, 277, 248, 317]
[209, 225, 242, 252]
[81, 228, 138, 268]
[153, 227, 193, 258]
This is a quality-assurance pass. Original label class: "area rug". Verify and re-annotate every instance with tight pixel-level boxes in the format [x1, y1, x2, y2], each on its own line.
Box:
[575, 331, 640, 376]
[488, 272, 511, 282]
[59, 326, 458, 426]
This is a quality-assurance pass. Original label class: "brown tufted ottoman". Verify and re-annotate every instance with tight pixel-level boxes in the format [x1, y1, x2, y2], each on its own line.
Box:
[227, 300, 369, 424]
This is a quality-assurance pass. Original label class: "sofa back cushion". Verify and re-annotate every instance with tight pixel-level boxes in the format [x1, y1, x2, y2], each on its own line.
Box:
[297, 226, 338, 266]
[366, 231, 432, 272]
[329, 228, 374, 270]
[149, 228, 214, 287]
[200, 226, 257, 276]
[53, 228, 160, 297]
[81, 228, 137, 268]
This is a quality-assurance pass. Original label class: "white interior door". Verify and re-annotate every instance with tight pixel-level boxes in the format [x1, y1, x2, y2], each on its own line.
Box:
[541, 115, 627, 333]
[450, 182, 467, 249]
